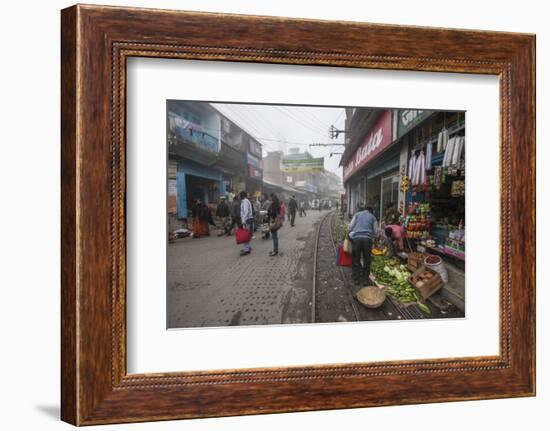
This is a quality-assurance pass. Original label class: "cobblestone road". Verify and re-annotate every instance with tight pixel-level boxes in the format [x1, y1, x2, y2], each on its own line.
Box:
[167, 210, 328, 328]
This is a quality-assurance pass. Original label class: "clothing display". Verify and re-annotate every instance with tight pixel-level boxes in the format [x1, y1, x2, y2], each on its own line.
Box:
[436, 128, 449, 153]
[442, 136, 465, 168]
[409, 150, 427, 186]
[426, 141, 433, 170]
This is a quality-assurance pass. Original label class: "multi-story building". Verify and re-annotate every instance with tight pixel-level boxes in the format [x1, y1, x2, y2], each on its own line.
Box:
[167, 101, 262, 228]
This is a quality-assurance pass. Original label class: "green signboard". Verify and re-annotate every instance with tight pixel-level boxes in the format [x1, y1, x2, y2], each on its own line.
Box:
[397, 110, 432, 139]
[281, 157, 324, 173]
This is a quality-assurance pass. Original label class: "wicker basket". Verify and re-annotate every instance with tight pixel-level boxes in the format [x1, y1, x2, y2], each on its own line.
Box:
[356, 286, 386, 308]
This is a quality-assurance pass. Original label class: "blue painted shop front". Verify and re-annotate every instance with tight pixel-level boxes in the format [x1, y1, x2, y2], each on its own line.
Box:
[176, 159, 226, 219]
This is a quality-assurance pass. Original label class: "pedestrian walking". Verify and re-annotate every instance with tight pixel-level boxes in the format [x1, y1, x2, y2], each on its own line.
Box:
[239, 191, 254, 256]
[279, 200, 286, 225]
[253, 196, 261, 232]
[229, 194, 241, 234]
[288, 195, 298, 227]
[299, 200, 307, 217]
[268, 193, 282, 256]
[261, 194, 272, 239]
[215, 196, 231, 236]
[191, 198, 210, 238]
[348, 203, 377, 286]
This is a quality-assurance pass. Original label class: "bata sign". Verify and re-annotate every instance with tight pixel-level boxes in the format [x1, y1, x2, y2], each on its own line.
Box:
[343, 110, 393, 182]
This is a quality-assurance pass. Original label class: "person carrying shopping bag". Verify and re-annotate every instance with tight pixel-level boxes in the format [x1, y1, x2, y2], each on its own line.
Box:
[239, 191, 254, 256]
[268, 193, 282, 256]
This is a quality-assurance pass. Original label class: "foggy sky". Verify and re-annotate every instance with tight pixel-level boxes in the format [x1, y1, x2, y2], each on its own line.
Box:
[212, 103, 346, 177]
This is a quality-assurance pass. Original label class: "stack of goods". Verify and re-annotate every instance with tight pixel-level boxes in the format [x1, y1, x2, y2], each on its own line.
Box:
[451, 180, 465, 197]
[405, 214, 431, 239]
[407, 252, 427, 272]
[444, 229, 465, 259]
[405, 202, 431, 239]
[407, 202, 430, 215]
[408, 265, 444, 300]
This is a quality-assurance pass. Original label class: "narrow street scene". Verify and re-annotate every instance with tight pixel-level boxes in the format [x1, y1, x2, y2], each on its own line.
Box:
[168, 209, 328, 328]
[166, 101, 465, 329]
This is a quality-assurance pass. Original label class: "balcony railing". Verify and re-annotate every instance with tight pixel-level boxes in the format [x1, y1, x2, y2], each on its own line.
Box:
[170, 126, 219, 153]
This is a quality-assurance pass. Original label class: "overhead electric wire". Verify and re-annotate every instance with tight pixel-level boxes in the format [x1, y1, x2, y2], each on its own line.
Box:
[277, 106, 329, 135]
[215, 105, 279, 152]
[272, 106, 329, 136]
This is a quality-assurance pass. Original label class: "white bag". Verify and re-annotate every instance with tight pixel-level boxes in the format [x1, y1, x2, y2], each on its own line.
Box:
[343, 238, 353, 254]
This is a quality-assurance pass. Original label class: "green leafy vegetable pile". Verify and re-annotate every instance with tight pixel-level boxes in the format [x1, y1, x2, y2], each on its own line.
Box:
[370, 256, 431, 314]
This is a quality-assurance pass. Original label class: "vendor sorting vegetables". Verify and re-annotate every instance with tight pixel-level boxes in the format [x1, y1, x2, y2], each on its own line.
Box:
[347, 203, 378, 286]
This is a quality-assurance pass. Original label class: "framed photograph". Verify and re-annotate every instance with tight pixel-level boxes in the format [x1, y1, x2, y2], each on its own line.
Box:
[61, 4, 535, 425]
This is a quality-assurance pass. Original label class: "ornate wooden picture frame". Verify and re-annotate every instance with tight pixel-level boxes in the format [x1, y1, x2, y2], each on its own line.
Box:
[61, 4, 535, 425]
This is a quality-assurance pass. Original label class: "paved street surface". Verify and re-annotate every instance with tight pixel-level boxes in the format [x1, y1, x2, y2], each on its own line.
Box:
[167, 210, 328, 328]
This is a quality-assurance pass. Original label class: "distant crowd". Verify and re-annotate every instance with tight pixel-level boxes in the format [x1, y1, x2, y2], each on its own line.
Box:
[188, 192, 325, 257]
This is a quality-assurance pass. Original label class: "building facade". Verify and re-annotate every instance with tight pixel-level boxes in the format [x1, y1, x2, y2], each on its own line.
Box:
[167, 101, 263, 228]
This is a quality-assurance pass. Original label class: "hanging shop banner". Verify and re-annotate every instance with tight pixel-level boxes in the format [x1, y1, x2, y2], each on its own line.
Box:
[397, 110, 432, 139]
[248, 137, 263, 158]
[247, 153, 261, 169]
[281, 157, 324, 173]
[167, 179, 178, 214]
[248, 165, 262, 179]
[343, 110, 393, 182]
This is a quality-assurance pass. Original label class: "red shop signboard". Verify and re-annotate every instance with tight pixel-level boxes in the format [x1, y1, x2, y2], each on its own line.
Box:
[343, 110, 393, 182]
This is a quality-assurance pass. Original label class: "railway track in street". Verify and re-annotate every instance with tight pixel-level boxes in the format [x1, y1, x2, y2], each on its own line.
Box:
[312, 210, 426, 323]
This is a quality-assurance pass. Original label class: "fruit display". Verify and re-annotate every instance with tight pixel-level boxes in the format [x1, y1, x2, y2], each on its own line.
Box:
[371, 247, 387, 256]
[401, 175, 410, 193]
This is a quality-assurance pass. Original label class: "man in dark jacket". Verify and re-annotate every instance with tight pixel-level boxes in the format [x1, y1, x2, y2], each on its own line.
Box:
[288, 195, 298, 227]
[229, 195, 241, 235]
[216, 196, 231, 236]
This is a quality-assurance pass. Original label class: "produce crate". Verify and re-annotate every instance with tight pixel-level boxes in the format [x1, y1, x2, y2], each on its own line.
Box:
[408, 265, 443, 300]
[407, 252, 427, 272]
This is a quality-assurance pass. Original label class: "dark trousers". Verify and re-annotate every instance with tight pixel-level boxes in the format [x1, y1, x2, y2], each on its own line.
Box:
[290, 210, 296, 226]
[271, 228, 279, 252]
[229, 217, 240, 234]
[351, 237, 373, 285]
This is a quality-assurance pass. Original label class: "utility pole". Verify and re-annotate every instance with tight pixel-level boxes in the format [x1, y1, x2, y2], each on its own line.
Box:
[329, 125, 348, 139]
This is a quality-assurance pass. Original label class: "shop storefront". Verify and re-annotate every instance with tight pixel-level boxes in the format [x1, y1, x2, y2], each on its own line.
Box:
[218, 116, 248, 199]
[343, 109, 396, 219]
[176, 158, 226, 219]
[401, 110, 466, 265]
